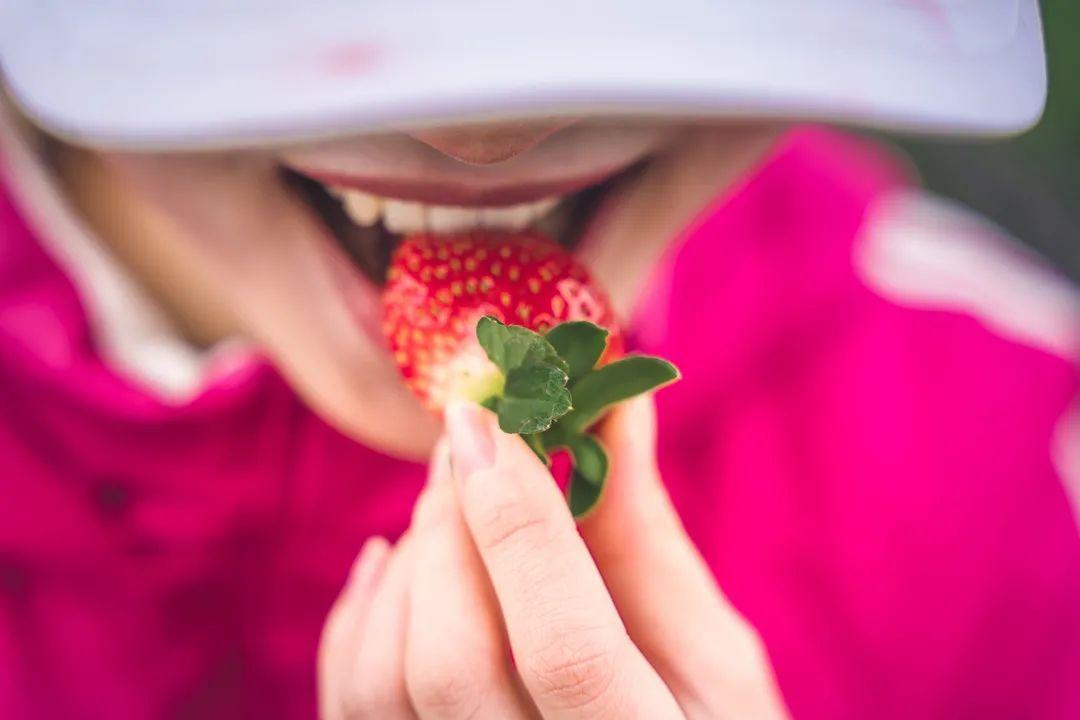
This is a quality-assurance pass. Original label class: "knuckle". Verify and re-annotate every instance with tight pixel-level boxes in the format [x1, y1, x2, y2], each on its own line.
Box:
[340, 661, 404, 720]
[407, 653, 487, 718]
[339, 695, 365, 720]
[471, 492, 554, 557]
[339, 686, 382, 720]
[523, 632, 620, 710]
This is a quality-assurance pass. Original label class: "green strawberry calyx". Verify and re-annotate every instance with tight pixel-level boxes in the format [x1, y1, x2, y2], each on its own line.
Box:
[473, 316, 679, 518]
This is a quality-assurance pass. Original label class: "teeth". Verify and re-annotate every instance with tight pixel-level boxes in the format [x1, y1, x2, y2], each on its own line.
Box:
[529, 196, 560, 220]
[331, 186, 561, 235]
[382, 199, 427, 234]
[428, 206, 481, 234]
[480, 204, 534, 232]
[341, 190, 381, 226]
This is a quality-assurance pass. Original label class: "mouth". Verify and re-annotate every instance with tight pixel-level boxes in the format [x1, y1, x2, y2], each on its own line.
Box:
[284, 165, 635, 285]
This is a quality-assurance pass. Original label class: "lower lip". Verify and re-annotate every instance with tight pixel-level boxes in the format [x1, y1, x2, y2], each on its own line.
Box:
[297, 168, 622, 208]
[325, 238, 386, 340]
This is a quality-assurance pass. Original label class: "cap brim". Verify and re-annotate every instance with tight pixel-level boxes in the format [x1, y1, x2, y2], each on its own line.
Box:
[0, 0, 1047, 150]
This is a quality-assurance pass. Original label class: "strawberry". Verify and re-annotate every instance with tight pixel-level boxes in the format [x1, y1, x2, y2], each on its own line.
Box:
[382, 230, 621, 409]
[382, 229, 677, 516]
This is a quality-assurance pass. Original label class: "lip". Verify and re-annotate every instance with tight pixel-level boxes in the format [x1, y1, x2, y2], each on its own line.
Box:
[294, 167, 623, 208]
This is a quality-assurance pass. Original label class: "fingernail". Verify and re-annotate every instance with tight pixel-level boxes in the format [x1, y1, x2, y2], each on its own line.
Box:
[348, 536, 390, 594]
[445, 401, 496, 484]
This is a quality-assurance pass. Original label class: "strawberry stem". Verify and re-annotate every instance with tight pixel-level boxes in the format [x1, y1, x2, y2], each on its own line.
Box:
[475, 316, 678, 518]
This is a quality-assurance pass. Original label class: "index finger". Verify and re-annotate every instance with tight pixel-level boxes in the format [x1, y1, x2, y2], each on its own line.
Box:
[445, 402, 681, 720]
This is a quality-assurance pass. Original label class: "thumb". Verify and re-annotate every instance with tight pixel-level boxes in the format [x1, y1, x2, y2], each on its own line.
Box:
[579, 395, 716, 607]
[580, 396, 788, 718]
[578, 394, 684, 552]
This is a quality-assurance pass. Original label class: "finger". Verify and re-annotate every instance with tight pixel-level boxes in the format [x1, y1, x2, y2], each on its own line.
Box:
[102, 152, 439, 458]
[581, 396, 788, 719]
[445, 402, 682, 720]
[346, 537, 418, 720]
[319, 537, 392, 720]
[404, 443, 536, 719]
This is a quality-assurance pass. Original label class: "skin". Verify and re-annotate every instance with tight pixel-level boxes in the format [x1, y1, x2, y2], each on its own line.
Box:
[319, 398, 791, 719]
[51, 119, 778, 458]
[40, 114, 787, 717]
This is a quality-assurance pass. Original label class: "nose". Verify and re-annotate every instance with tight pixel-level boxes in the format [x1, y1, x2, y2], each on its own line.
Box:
[404, 119, 576, 165]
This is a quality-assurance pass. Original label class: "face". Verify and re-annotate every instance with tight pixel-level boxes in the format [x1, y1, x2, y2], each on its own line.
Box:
[63, 117, 778, 458]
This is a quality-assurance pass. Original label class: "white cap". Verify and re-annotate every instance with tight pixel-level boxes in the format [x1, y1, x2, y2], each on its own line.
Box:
[0, 0, 1048, 149]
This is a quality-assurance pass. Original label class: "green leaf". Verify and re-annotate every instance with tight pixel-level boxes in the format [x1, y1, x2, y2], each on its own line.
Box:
[568, 477, 604, 519]
[561, 355, 680, 434]
[499, 397, 571, 434]
[477, 316, 567, 375]
[477, 317, 575, 435]
[545, 321, 609, 381]
[567, 434, 608, 486]
[522, 433, 550, 465]
[497, 364, 572, 434]
[540, 424, 568, 451]
[505, 363, 571, 407]
[566, 434, 609, 518]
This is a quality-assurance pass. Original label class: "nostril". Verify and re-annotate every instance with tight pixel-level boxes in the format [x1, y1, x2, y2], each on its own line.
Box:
[406, 119, 576, 165]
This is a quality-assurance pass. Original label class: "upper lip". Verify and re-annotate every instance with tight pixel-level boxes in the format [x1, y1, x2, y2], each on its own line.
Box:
[293, 167, 621, 208]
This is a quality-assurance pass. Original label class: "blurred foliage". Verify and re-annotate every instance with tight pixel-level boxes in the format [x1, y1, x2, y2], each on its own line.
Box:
[886, 0, 1079, 281]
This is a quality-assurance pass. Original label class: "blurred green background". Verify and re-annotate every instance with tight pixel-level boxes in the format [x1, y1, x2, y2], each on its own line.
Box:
[886, 0, 1078, 282]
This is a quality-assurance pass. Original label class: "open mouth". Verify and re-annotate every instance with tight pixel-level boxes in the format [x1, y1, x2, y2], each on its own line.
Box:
[285, 165, 636, 285]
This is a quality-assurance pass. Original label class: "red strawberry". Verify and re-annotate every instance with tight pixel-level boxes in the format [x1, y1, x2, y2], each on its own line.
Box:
[382, 230, 622, 412]
[382, 228, 678, 517]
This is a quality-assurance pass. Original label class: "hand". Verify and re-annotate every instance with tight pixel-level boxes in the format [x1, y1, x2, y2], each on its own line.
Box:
[318, 397, 790, 719]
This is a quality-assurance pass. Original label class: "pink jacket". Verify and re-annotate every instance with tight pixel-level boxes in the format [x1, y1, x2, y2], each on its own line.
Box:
[0, 128, 1077, 719]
